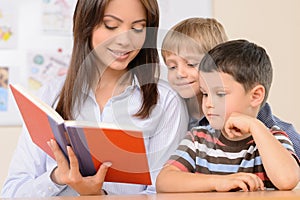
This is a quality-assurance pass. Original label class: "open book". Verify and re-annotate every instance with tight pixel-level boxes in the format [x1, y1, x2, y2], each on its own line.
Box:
[9, 84, 151, 185]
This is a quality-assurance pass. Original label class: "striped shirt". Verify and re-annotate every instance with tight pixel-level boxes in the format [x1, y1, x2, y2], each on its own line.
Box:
[199, 103, 300, 158]
[168, 125, 300, 190]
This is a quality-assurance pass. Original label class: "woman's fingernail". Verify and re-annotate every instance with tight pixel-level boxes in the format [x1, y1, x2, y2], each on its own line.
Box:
[103, 162, 112, 167]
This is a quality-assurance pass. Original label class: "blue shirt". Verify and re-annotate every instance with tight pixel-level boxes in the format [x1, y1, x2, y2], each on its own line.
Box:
[199, 103, 300, 158]
[1, 76, 189, 197]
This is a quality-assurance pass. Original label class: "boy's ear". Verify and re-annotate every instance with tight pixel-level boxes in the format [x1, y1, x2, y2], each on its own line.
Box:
[250, 85, 265, 107]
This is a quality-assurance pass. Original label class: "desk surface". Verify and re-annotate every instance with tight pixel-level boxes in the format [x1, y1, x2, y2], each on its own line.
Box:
[1, 190, 300, 200]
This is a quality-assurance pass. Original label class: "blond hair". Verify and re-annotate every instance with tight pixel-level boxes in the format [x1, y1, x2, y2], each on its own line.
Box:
[161, 17, 228, 60]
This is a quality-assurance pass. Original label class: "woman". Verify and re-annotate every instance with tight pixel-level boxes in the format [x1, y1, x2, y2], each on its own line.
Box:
[1, 0, 188, 197]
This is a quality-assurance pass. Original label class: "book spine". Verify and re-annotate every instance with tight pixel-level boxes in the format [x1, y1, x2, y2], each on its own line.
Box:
[48, 117, 69, 158]
[65, 126, 96, 176]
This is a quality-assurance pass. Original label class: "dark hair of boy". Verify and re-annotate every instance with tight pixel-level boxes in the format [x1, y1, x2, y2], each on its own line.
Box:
[199, 39, 273, 106]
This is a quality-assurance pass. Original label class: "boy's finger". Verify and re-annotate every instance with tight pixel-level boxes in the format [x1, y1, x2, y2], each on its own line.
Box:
[257, 176, 265, 190]
[237, 181, 248, 192]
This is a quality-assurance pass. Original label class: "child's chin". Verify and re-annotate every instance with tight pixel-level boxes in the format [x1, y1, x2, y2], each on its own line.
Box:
[178, 90, 196, 99]
[209, 122, 224, 130]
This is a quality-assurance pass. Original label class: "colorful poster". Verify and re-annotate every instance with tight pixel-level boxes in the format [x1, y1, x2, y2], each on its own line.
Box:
[0, 66, 9, 111]
[27, 50, 70, 92]
[0, 2, 18, 49]
[42, 0, 76, 35]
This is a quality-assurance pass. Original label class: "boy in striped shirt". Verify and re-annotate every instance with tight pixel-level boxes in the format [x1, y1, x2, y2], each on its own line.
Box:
[156, 39, 300, 192]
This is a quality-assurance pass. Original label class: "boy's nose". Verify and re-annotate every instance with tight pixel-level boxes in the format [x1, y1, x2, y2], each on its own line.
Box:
[176, 65, 188, 78]
[205, 95, 214, 108]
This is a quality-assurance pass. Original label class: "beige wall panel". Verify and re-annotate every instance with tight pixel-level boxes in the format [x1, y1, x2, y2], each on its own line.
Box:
[213, 0, 300, 131]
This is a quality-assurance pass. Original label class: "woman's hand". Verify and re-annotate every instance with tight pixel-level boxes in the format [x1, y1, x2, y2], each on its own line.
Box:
[48, 139, 111, 195]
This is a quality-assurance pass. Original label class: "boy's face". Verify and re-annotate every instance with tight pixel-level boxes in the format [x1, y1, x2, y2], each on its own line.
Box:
[199, 71, 253, 130]
[165, 53, 203, 98]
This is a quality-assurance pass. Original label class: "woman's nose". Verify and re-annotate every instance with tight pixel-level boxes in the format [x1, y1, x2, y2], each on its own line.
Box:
[114, 30, 131, 46]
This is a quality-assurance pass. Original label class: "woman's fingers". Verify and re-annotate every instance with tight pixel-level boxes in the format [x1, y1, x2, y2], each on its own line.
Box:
[48, 139, 68, 166]
[67, 146, 81, 178]
[48, 139, 69, 185]
[95, 162, 112, 183]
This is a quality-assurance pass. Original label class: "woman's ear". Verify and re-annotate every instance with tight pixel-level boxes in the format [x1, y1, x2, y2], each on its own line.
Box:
[250, 85, 265, 107]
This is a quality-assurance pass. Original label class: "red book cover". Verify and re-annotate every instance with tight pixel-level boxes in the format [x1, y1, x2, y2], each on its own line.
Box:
[9, 84, 69, 159]
[9, 84, 152, 185]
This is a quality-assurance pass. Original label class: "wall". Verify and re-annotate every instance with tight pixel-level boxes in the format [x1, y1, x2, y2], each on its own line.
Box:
[0, 126, 21, 191]
[212, 0, 300, 131]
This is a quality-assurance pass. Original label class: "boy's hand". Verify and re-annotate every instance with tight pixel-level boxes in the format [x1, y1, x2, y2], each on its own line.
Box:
[48, 139, 111, 195]
[224, 112, 258, 139]
[215, 172, 265, 192]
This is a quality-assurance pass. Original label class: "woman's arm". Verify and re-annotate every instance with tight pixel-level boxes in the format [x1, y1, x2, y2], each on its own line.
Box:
[1, 128, 68, 197]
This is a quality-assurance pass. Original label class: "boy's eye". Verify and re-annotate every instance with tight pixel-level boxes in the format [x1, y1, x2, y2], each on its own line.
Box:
[217, 92, 226, 97]
[202, 92, 208, 97]
[165, 61, 177, 70]
[167, 66, 176, 70]
[200, 90, 208, 97]
[187, 63, 199, 67]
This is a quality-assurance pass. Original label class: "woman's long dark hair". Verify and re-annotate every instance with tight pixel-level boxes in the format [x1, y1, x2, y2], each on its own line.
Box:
[56, 0, 160, 120]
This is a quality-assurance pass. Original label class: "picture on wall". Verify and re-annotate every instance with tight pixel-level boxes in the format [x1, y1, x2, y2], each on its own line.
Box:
[0, 2, 18, 49]
[27, 50, 70, 92]
[41, 0, 76, 35]
[0, 66, 9, 111]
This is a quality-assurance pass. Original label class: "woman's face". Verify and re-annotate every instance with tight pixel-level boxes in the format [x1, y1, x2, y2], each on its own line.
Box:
[92, 0, 147, 71]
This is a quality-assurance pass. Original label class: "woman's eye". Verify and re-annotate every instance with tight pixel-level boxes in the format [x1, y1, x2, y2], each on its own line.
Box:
[132, 26, 145, 33]
[105, 24, 117, 30]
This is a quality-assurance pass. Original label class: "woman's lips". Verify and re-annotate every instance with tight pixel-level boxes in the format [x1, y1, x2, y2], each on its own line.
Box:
[109, 49, 130, 60]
